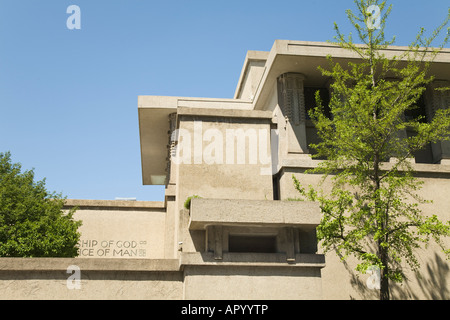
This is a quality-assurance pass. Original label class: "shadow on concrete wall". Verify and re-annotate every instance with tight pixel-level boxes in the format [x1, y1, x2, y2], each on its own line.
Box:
[391, 253, 449, 300]
[342, 252, 449, 300]
[340, 259, 379, 300]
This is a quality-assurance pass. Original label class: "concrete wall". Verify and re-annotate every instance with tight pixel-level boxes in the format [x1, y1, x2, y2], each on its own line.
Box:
[0, 258, 182, 300]
[65, 200, 167, 259]
[0, 257, 323, 300]
[175, 114, 274, 209]
[3, 155, 448, 300]
[278, 164, 450, 299]
[183, 265, 322, 300]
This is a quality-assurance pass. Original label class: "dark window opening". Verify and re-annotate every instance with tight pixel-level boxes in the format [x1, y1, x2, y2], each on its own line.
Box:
[404, 94, 428, 123]
[405, 94, 434, 163]
[304, 88, 330, 159]
[228, 235, 277, 253]
[304, 87, 331, 119]
[272, 175, 280, 200]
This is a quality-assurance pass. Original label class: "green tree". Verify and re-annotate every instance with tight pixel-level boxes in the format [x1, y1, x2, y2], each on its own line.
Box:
[293, 0, 450, 300]
[0, 151, 82, 257]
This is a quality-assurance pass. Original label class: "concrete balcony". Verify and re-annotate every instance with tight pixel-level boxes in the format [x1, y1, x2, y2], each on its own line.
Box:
[187, 198, 322, 262]
[188, 198, 321, 230]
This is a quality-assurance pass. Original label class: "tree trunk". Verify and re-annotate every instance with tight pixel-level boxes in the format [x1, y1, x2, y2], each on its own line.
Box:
[379, 247, 390, 300]
[380, 274, 390, 300]
[373, 150, 390, 300]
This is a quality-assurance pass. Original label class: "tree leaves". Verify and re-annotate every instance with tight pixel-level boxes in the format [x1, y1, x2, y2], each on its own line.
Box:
[0, 151, 82, 257]
[294, 0, 450, 298]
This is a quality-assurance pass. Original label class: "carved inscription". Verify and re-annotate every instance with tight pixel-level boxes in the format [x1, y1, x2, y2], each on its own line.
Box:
[78, 239, 147, 258]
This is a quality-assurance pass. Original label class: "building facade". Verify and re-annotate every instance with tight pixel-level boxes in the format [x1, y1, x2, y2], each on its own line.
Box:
[1, 40, 449, 299]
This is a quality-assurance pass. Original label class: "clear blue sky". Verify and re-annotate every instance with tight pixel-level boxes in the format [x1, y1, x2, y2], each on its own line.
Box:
[0, 0, 448, 201]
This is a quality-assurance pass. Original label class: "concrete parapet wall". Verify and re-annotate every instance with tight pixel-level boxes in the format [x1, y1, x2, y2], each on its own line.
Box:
[64, 200, 168, 259]
[0, 257, 323, 300]
[0, 258, 182, 300]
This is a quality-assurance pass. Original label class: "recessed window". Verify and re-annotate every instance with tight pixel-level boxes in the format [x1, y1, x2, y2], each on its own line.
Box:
[228, 235, 277, 253]
[304, 87, 331, 119]
[405, 94, 433, 163]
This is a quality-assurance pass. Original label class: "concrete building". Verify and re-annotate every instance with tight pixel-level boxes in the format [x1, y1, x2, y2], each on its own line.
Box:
[1, 40, 449, 299]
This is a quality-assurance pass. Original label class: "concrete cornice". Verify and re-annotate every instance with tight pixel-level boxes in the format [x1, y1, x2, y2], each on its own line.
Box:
[279, 40, 450, 62]
[177, 107, 272, 119]
[0, 254, 326, 272]
[0, 258, 180, 272]
[64, 199, 166, 210]
[279, 158, 450, 176]
[180, 252, 326, 268]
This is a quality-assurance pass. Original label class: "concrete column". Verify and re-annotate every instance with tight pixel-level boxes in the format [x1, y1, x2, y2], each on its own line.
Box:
[214, 226, 223, 260]
[284, 227, 296, 262]
[167, 113, 178, 185]
[278, 73, 309, 154]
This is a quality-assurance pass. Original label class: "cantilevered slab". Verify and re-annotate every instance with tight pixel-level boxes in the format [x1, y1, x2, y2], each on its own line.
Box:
[138, 96, 178, 185]
[138, 96, 257, 185]
[188, 198, 321, 230]
[253, 40, 450, 110]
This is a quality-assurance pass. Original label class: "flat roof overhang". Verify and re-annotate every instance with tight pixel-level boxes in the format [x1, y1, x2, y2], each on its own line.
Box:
[253, 40, 450, 110]
[138, 96, 256, 185]
[138, 96, 178, 185]
[138, 41, 450, 185]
